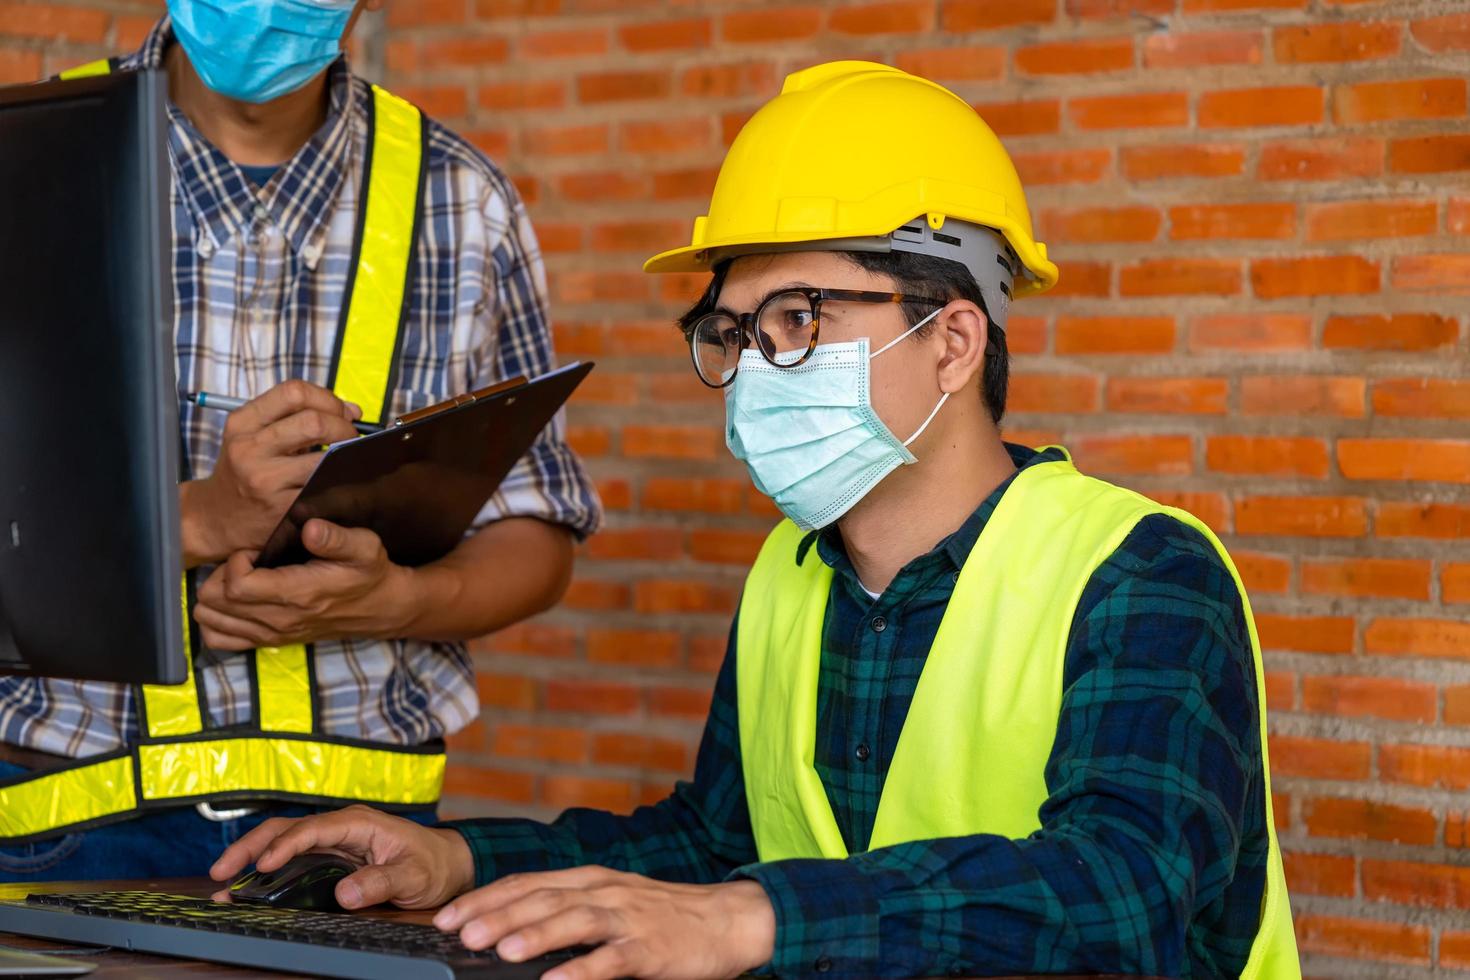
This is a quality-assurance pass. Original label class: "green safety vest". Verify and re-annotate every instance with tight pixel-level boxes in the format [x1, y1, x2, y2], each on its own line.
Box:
[736, 452, 1300, 979]
[0, 60, 441, 842]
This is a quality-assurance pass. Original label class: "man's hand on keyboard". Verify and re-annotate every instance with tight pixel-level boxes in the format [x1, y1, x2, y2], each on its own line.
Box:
[209, 804, 475, 911]
[431, 866, 777, 980]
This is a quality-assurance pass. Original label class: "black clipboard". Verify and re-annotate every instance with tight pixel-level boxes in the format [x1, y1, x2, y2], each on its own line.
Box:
[253, 361, 594, 569]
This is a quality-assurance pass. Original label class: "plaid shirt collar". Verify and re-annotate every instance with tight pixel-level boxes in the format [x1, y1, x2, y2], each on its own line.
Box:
[798, 443, 1065, 575]
[120, 17, 358, 270]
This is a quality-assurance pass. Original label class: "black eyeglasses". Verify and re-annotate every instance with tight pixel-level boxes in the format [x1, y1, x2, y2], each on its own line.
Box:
[688, 288, 949, 388]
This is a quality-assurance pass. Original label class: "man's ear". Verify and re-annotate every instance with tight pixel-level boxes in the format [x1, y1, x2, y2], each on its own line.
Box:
[933, 300, 988, 396]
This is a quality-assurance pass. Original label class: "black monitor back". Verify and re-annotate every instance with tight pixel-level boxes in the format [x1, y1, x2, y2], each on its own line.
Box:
[0, 70, 183, 684]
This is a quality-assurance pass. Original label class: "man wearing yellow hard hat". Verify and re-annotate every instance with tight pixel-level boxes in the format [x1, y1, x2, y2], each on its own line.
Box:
[214, 62, 1300, 979]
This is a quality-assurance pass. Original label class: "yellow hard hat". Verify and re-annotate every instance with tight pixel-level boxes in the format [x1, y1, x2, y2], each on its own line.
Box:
[643, 60, 1059, 316]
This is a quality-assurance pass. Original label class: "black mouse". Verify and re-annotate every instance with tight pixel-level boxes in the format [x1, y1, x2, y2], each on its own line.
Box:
[228, 852, 358, 911]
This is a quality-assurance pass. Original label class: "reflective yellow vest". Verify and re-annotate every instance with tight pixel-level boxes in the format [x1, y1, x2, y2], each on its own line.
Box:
[736, 452, 1300, 979]
[0, 60, 443, 843]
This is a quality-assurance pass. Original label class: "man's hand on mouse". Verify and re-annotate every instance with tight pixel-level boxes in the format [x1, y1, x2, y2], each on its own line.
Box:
[181, 380, 363, 568]
[211, 804, 474, 910]
[192, 519, 417, 650]
[212, 807, 777, 980]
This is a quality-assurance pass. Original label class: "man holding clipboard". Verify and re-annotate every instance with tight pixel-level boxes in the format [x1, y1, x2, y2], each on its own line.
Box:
[0, 0, 600, 878]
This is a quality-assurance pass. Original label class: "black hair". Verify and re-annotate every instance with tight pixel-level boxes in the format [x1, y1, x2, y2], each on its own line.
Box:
[675, 251, 1009, 426]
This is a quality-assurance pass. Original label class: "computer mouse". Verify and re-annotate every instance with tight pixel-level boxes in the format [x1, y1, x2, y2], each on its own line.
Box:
[228, 852, 358, 912]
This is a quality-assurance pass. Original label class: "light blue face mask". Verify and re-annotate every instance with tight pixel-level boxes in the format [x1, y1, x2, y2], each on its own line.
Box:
[167, 0, 355, 105]
[725, 309, 950, 531]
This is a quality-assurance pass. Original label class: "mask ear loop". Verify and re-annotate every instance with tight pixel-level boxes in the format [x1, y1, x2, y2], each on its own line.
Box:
[870, 305, 944, 359]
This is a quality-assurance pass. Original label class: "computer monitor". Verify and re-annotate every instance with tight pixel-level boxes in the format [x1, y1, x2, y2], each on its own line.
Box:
[0, 69, 183, 684]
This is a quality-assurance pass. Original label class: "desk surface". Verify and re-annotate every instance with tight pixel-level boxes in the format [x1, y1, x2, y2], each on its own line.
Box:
[0, 879, 1152, 979]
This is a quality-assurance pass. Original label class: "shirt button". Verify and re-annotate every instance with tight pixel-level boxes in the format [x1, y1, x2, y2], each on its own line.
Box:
[253, 203, 270, 223]
[814, 956, 832, 973]
[854, 742, 871, 762]
[870, 616, 887, 633]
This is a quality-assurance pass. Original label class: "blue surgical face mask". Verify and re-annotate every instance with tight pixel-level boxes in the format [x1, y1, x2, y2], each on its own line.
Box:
[725, 309, 950, 531]
[167, 0, 356, 105]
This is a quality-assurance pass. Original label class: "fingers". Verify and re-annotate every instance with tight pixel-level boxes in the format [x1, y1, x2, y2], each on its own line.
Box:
[258, 408, 360, 456]
[228, 381, 357, 434]
[210, 816, 298, 881]
[302, 520, 383, 566]
[454, 887, 578, 951]
[435, 867, 624, 932]
[336, 863, 408, 910]
[230, 810, 373, 877]
[486, 905, 616, 962]
[542, 944, 635, 980]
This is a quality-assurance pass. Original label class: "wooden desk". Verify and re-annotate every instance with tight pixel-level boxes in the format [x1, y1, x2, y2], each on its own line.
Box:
[0, 879, 1152, 979]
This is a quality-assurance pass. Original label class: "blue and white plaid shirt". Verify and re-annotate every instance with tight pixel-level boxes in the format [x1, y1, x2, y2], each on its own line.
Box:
[0, 20, 601, 759]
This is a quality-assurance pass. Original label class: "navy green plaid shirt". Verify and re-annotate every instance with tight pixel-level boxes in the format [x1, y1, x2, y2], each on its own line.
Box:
[450, 445, 1266, 979]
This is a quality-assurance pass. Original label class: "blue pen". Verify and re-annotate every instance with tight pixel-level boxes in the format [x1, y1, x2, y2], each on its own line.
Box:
[187, 391, 384, 435]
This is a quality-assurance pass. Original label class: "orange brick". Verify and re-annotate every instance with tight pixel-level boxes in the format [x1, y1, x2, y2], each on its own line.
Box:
[1040, 206, 1161, 243]
[584, 526, 683, 561]
[680, 62, 778, 99]
[1364, 859, 1470, 911]
[1306, 199, 1437, 241]
[544, 679, 640, 715]
[1069, 92, 1188, 129]
[1373, 378, 1470, 418]
[1295, 914, 1430, 966]
[1008, 316, 1049, 354]
[1066, 0, 1172, 15]
[1305, 797, 1438, 846]
[1189, 314, 1312, 353]
[442, 764, 535, 805]
[1263, 669, 1295, 708]
[943, 0, 1056, 30]
[389, 0, 466, 27]
[396, 84, 468, 119]
[1259, 137, 1384, 180]
[687, 529, 768, 566]
[646, 684, 714, 719]
[1274, 21, 1402, 63]
[973, 99, 1062, 136]
[894, 46, 1006, 81]
[622, 425, 720, 461]
[651, 166, 720, 201]
[586, 628, 682, 668]
[1016, 36, 1134, 75]
[1450, 196, 1470, 233]
[1200, 85, 1323, 128]
[478, 622, 579, 658]
[1377, 502, 1470, 539]
[641, 478, 745, 515]
[576, 69, 670, 104]
[1394, 254, 1470, 293]
[1283, 852, 1357, 898]
[1183, 0, 1304, 8]
[633, 580, 737, 615]
[1122, 143, 1246, 180]
[1105, 377, 1228, 415]
[591, 732, 689, 773]
[1169, 203, 1296, 240]
[1143, 30, 1263, 68]
[1379, 745, 1470, 791]
[1012, 148, 1111, 185]
[1447, 930, 1470, 970]
[1411, 12, 1470, 53]
[1324, 313, 1459, 351]
[1146, 491, 1230, 534]
[1055, 316, 1175, 355]
[1390, 134, 1470, 174]
[1339, 438, 1470, 484]
[829, 0, 935, 34]
[562, 579, 630, 612]
[1008, 373, 1101, 413]
[491, 723, 588, 764]
[1068, 434, 1193, 476]
[0, 46, 40, 84]
[541, 775, 636, 812]
[618, 17, 709, 52]
[523, 123, 608, 156]
[1303, 675, 1436, 723]
[1302, 558, 1432, 600]
[478, 79, 565, 110]
[1250, 255, 1380, 298]
[1236, 496, 1368, 537]
[1049, 259, 1113, 296]
[1236, 552, 1291, 595]
[1240, 375, 1366, 418]
[620, 118, 713, 155]
[1336, 77, 1467, 124]
[475, 672, 537, 711]
[474, 0, 562, 18]
[1445, 564, 1470, 604]
[720, 7, 824, 43]
[1206, 435, 1329, 478]
[1121, 258, 1241, 296]
[1255, 614, 1356, 653]
[1365, 617, 1470, 660]
[522, 28, 607, 58]
[0, 2, 108, 41]
[557, 171, 648, 203]
[590, 219, 691, 253]
[1269, 735, 1371, 780]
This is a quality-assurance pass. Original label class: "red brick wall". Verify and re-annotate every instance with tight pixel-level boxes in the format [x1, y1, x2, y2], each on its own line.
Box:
[6, 1, 1470, 975]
